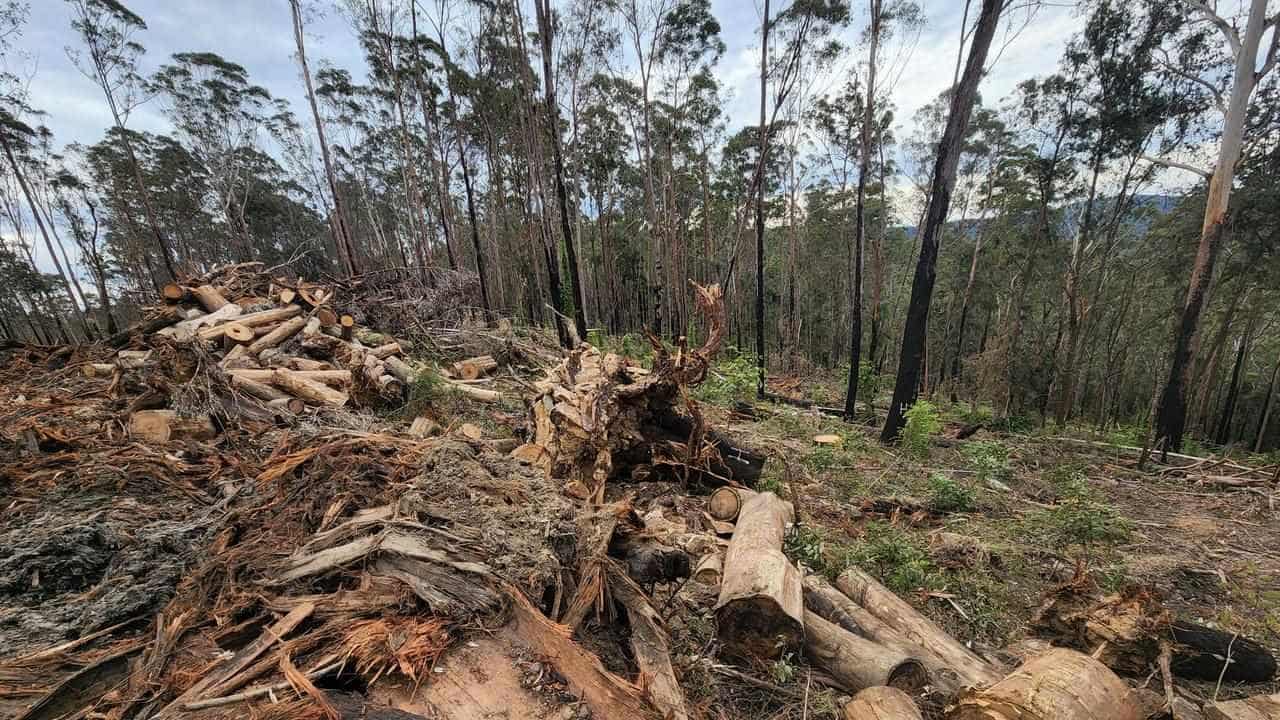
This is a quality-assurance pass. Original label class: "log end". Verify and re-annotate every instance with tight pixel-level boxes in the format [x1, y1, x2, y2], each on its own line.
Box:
[716, 597, 804, 662]
[161, 283, 188, 302]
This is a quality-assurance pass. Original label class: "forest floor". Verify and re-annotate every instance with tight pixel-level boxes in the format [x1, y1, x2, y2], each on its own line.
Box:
[2, 312, 1278, 720]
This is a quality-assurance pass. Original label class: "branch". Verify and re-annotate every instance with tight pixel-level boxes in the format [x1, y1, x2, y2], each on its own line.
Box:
[1156, 47, 1226, 114]
[1141, 154, 1212, 179]
[1180, 0, 1242, 57]
[1259, 16, 1280, 79]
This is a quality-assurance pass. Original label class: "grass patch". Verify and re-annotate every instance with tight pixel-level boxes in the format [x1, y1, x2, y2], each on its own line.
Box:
[927, 473, 976, 513]
[400, 365, 444, 419]
[960, 440, 1012, 486]
[845, 522, 939, 593]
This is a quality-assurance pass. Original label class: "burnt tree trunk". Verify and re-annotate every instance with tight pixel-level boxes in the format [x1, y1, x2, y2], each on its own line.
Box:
[881, 0, 1003, 443]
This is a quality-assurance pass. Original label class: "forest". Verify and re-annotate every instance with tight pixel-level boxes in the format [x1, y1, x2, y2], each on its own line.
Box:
[1, 0, 1279, 453]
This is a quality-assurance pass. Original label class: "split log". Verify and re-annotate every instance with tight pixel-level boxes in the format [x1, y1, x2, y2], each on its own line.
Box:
[1204, 694, 1280, 720]
[715, 491, 803, 661]
[230, 368, 351, 386]
[247, 316, 307, 355]
[161, 303, 242, 339]
[161, 283, 190, 303]
[272, 369, 349, 407]
[843, 686, 924, 720]
[946, 649, 1140, 720]
[838, 568, 1001, 688]
[610, 570, 688, 720]
[805, 610, 929, 694]
[708, 486, 756, 522]
[191, 284, 229, 312]
[279, 288, 297, 304]
[297, 283, 329, 307]
[452, 354, 498, 380]
[197, 305, 301, 340]
[181, 307, 206, 320]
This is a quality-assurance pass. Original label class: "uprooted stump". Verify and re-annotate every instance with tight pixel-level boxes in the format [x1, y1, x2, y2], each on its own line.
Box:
[512, 283, 765, 501]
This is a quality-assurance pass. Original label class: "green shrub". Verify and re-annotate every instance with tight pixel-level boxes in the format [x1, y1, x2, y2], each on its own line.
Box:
[1037, 467, 1131, 545]
[961, 441, 1012, 484]
[927, 473, 975, 513]
[900, 400, 942, 456]
[988, 414, 1033, 434]
[695, 349, 758, 406]
[588, 330, 655, 366]
[401, 366, 443, 418]
[784, 525, 829, 574]
[846, 522, 939, 593]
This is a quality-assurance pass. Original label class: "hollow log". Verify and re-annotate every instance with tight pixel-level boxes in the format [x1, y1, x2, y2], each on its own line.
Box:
[946, 649, 1140, 720]
[715, 491, 803, 661]
[1204, 694, 1280, 720]
[271, 369, 349, 407]
[708, 486, 756, 522]
[191, 284, 229, 312]
[843, 686, 924, 720]
[452, 354, 498, 380]
[805, 611, 929, 695]
[229, 368, 351, 386]
[247, 316, 307, 356]
[1171, 621, 1276, 683]
[838, 568, 1001, 688]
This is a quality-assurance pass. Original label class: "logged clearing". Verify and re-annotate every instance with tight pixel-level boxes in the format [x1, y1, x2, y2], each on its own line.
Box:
[0, 263, 1277, 720]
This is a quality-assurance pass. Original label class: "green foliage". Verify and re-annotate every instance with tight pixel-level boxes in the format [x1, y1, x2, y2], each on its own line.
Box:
[901, 400, 942, 456]
[1038, 466, 1131, 546]
[927, 473, 976, 513]
[771, 653, 798, 685]
[846, 522, 938, 593]
[588, 330, 655, 366]
[756, 467, 785, 496]
[987, 415, 1034, 434]
[401, 366, 443, 419]
[960, 441, 1012, 484]
[695, 349, 758, 406]
[784, 525, 829, 575]
[1105, 424, 1144, 447]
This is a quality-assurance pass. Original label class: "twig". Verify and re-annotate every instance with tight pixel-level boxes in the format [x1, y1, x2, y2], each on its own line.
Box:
[183, 656, 344, 710]
[709, 664, 805, 700]
[1212, 633, 1237, 702]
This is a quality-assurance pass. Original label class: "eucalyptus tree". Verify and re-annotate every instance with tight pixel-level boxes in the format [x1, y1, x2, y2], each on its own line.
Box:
[1150, 0, 1280, 452]
[65, 0, 175, 280]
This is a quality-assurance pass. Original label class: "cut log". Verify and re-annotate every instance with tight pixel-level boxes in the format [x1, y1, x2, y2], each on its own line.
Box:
[219, 344, 251, 369]
[693, 553, 722, 585]
[161, 283, 189, 303]
[116, 349, 152, 369]
[128, 410, 217, 444]
[843, 686, 924, 720]
[290, 357, 331, 371]
[1204, 694, 1280, 720]
[708, 486, 756, 522]
[384, 355, 415, 384]
[371, 342, 402, 360]
[715, 491, 803, 661]
[160, 303, 242, 340]
[838, 568, 1001, 688]
[267, 397, 306, 415]
[340, 314, 355, 340]
[407, 417, 439, 438]
[222, 323, 254, 345]
[197, 305, 302, 340]
[655, 411, 765, 486]
[316, 307, 338, 326]
[231, 373, 290, 403]
[805, 610, 929, 694]
[446, 380, 501, 403]
[452, 354, 498, 381]
[229, 368, 351, 386]
[279, 288, 297, 305]
[946, 648, 1141, 720]
[191, 284, 229, 312]
[247, 316, 307, 356]
[82, 363, 117, 378]
[272, 369, 349, 407]
[302, 316, 322, 336]
[297, 283, 329, 307]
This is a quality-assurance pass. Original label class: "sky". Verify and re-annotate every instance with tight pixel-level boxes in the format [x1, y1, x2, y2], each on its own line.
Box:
[2, 0, 1114, 277]
[10, 0, 1089, 159]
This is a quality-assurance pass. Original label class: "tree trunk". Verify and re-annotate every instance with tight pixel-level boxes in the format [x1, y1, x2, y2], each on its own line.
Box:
[844, 0, 879, 418]
[881, 0, 1002, 443]
[1255, 350, 1280, 453]
[755, 0, 770, 398]
[535, 0, 587, 341]
[1214, 315, 1256, 446]
[1153, 0, 1269, 452]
